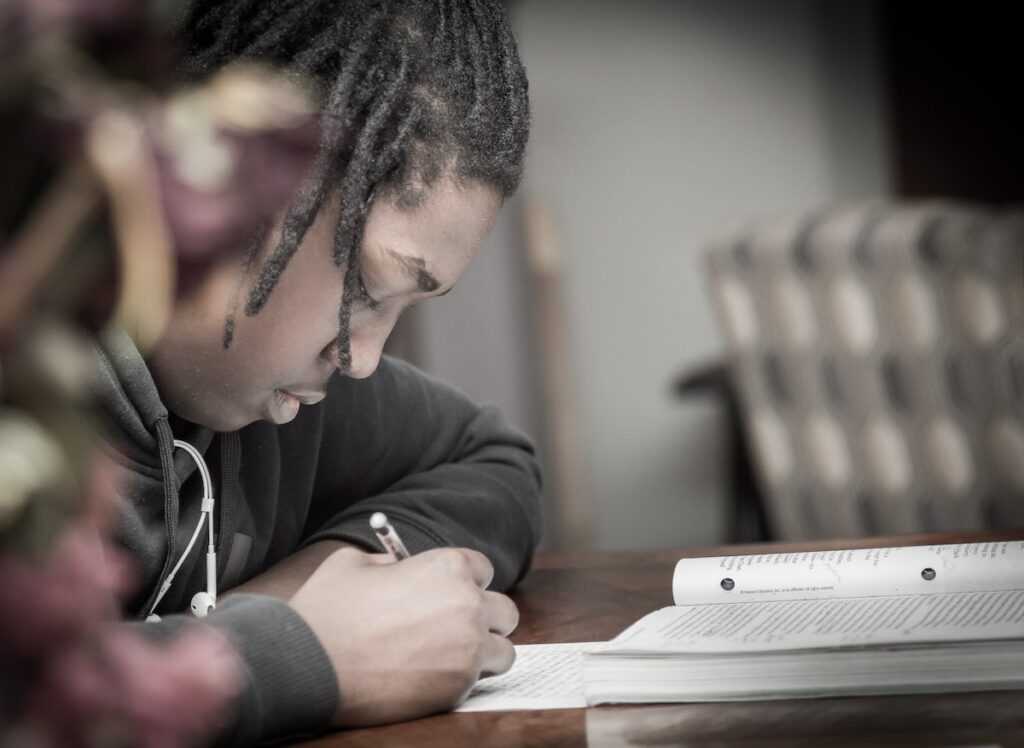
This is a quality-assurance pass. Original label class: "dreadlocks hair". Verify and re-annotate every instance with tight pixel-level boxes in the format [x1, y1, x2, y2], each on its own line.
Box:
[180, 0, 530, 369]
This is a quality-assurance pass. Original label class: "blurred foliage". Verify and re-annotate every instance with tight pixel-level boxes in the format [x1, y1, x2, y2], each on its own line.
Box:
[0, 0, 319, 551]
[0, 0, 320, 744]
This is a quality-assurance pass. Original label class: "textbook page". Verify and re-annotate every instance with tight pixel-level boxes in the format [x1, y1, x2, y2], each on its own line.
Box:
[596, 588, 1024, 655]
[673, 541, 1024, 606]
[457, 642, 594, 711]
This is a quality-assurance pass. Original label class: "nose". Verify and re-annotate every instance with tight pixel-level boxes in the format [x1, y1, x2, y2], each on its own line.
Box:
[346, 333, 386, 379]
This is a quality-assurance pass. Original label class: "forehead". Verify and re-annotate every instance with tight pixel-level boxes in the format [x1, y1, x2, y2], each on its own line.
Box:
[364, 177, 503, 276]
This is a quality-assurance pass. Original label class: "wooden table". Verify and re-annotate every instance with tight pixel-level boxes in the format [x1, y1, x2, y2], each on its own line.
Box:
[304, 530, 1024, 747]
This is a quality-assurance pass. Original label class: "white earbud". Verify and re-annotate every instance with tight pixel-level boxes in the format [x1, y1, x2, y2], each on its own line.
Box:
[190, 591, 217, 618]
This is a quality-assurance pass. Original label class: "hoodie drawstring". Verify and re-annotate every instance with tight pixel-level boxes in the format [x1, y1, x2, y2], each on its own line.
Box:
[216, 431, 242, 580]
[141, 415, 180, 619]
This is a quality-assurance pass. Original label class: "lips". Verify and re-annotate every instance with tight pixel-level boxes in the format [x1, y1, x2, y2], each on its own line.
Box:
[280, 389, 326, 406]
[264, 387, 327, 425]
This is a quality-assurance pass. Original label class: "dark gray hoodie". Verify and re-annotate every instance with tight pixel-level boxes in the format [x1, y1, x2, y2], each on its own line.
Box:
[92, 328, 542, 744]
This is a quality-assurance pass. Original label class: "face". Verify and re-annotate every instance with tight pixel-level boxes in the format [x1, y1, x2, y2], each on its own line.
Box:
[148, 176, 503, 431]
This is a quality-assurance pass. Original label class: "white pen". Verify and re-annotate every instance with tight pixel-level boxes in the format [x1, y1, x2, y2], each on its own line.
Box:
[369, 512, 410, 560]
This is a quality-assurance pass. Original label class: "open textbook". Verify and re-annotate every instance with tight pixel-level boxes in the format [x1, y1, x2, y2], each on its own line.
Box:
[457, 541, 1024, 711]
[583, 541, 1024, 704]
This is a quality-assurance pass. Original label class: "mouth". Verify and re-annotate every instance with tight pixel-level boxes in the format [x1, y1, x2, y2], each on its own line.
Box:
[280, 389, 327, 406]
[265, 388, 327, 424]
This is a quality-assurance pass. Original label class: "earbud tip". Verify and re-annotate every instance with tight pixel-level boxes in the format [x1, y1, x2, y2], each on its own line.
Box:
[190, 591, 216, 618]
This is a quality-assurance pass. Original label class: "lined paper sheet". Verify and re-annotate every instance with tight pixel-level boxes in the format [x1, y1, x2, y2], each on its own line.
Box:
[456, 642, 595, 711]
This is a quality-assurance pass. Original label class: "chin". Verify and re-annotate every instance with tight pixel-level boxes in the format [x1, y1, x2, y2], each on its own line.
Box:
[187, 405, 258, 433]
[217, 412, 263, 432]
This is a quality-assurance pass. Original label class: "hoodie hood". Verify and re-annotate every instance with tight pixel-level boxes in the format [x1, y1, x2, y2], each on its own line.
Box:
[91, 330, 340, 743]
[93, 327, 169, 476]
[92, 327, 218, 616]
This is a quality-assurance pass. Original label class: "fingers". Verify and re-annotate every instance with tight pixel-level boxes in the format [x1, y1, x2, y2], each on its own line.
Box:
[362, 552, 396, 566]
[479, 593, 518, 678]
[328, 545, 392, 567]
[456, 548, 495, 589]
[417, 547, 495, 589]
[480, 632, 516, 677]
[482, 590, 519, 636]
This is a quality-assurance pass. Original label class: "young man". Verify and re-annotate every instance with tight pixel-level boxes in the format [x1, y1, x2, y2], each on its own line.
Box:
[95, 1, 539, 743]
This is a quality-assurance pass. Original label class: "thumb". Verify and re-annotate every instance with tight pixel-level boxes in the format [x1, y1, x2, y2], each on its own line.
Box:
[364, 552, 397, 566]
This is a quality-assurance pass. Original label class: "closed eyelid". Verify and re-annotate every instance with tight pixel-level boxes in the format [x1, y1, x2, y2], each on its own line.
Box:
[380, 243, 443, 294]
[356, 274, 382, 310]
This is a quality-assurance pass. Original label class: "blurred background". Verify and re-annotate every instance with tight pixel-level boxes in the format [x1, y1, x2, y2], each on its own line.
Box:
[4, 0, 1020, 559]
[0, 2, 1021, 740]
[386, 0, 1024, 552]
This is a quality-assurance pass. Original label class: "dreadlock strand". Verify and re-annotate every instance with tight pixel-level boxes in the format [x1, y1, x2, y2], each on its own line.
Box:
[186, 1, 236, 43]
[447, 0, 469, 84]
[495, 22, 530, 162]
[289, 12, 351, 74]
[242, 164, 330, 316]
[466, 33, 496, 165]
[310, 6, 391, 157]
[368, 99, 421, 184]
[222, 221, 270, 347]
[335, 240, 361, 373]
[331, 45, 413, 265]
[239, 2, 322, 61]
[432, 0, 449, 55]
[328, 45, 418, 367]
[243, 7, 390, 317]
[184, 0, 270, 77]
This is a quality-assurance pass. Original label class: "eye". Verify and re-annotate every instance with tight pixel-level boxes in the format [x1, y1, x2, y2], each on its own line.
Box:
[357, 275, 381, 312]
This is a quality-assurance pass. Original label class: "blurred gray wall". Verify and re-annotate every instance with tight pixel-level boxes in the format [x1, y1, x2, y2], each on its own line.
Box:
[410, 0, 892, 551]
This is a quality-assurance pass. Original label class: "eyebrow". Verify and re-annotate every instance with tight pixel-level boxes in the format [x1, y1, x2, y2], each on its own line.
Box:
[382, 245, 452, 296]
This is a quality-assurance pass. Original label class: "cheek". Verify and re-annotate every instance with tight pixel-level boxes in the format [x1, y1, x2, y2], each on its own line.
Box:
[229, 300, 334, 384]
[242, 230, 348, 361]
[246, 268, 346, 357]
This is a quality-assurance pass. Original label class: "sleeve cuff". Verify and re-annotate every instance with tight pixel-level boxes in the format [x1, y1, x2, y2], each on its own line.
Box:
[303, 513, 446, 557]
[208, 594, 338, 745]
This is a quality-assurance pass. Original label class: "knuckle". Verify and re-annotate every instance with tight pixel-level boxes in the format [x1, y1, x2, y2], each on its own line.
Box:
[452, 669, 480, 699]
[504, 597, 521, 631]
[433, 548, 472, 577]
[483, 637, 515, 677]
[471, 550, 495, 576]
[484, 592, 519, 634]
[447, 636, 486, 680]
[497, 638, 516, 674]
[458, 588, 487, 621]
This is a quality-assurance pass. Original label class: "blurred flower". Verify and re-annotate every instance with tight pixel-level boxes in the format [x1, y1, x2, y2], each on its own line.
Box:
[153, 64, 319, 273]
[1, 2, 300, 745]
[1, 0, 149, 68]
[0, 409, 66, 532]
[21, 625, 240, 748]
[0, 523, 134, 660]
[0, 322, 102, 550]
[0, 458, 242, 747]
[20, 0, 146, 35]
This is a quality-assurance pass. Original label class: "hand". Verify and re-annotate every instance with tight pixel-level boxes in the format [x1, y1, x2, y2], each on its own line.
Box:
[289, 546, 519, 726]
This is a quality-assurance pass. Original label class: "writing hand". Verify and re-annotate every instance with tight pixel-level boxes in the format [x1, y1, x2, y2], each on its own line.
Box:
[289, 546, 518, 726]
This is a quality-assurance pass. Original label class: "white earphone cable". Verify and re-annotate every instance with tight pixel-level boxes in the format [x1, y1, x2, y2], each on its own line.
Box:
[144, 439, 217, 621]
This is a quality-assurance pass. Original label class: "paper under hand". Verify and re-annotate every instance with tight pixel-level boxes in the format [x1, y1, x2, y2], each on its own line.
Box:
[457, 642, 595, 711]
